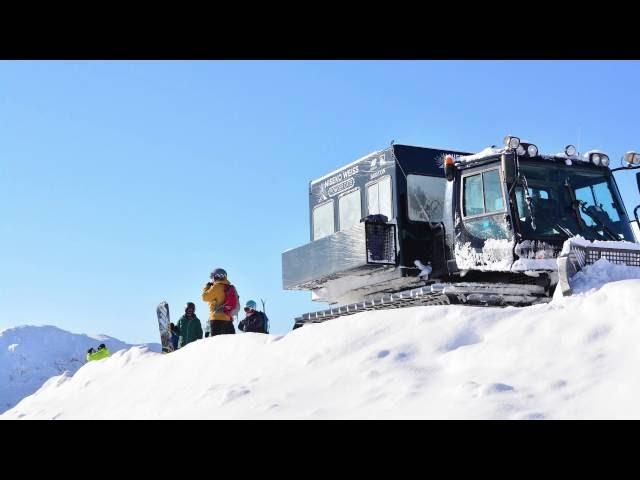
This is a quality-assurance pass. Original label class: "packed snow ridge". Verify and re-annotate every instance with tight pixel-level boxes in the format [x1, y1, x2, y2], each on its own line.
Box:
[3, 260, 640, 419]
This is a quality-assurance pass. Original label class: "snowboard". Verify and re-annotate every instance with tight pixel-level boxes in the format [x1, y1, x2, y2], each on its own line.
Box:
[156, 301, 174, 353]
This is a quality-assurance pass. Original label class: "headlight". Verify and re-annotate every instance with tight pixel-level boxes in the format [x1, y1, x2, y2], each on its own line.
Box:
[600, 154, 610, 167]
[565, 145, 577, 156]
[516, 142, 538, 157]
[624, 152, 640, 165]
[504, 135, 520, 150]
[591, 153, 601, 165]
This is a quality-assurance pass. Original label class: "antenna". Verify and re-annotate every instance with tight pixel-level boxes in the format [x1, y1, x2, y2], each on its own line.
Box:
[577, 126, 582, 154]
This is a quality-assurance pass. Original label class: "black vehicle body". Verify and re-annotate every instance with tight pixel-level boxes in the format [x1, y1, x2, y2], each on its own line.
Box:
[282, 143, 639, 309]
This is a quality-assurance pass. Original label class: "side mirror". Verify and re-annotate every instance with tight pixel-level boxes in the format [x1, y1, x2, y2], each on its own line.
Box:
[501, 153, 516, 183]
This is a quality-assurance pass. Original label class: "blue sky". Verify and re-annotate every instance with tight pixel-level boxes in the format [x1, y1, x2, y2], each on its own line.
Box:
[1, 60, 639, 344]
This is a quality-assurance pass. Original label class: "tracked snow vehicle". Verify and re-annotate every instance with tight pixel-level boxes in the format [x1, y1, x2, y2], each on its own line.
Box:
[282, 137, 640, 329]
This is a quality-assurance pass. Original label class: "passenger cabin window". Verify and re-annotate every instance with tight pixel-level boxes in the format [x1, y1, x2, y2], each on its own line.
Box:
[339, 189, 362, 231]
[407, 175, 445, 222]
[313, 201, 335, 240]
[367, 176, 392, 219]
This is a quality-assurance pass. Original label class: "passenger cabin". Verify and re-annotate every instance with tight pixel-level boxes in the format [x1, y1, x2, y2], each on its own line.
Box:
[282, 144, 471, 304]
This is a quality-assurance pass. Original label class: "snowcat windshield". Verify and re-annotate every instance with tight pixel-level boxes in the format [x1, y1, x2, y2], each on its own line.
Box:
[514, 161, 634, 242]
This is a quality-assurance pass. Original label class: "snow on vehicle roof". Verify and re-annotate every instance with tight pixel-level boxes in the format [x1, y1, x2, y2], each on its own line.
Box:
[458, 147, 506, 163]
[459, 146, 612, 167]
[550, 149, 608, 164]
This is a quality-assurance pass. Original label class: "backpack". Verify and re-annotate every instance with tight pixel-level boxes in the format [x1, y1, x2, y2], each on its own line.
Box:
[222, 284, 240, 319]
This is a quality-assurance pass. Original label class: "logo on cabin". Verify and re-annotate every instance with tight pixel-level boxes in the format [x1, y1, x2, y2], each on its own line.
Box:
[328, 178, 355, 197]
[370, 154, 386, 170]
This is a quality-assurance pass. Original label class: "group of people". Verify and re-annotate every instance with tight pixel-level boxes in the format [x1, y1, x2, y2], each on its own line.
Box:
[168, 267, 270, 351]
[86, 343, 110, 362]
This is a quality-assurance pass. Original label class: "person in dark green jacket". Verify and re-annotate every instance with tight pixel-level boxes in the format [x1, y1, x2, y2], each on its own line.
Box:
[173, 302, 203, 349]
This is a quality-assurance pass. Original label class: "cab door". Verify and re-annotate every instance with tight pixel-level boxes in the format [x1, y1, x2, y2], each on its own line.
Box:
[455, 165, 513, 270]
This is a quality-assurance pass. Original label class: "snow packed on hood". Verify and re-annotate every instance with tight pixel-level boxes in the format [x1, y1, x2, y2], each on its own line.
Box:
[455, 239, 514, 271]
[3, 261, 640, 420]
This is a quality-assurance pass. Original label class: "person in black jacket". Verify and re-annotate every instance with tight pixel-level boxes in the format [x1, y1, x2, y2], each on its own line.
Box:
[238, 300, 268, 333]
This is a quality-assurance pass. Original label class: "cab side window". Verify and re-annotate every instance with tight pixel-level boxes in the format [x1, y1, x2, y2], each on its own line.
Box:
[462, 169, 509, 240]
[463, 169, 505, 217]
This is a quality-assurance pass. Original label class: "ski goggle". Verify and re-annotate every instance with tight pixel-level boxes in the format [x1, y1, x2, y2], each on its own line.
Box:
[244, 307, 254, 312]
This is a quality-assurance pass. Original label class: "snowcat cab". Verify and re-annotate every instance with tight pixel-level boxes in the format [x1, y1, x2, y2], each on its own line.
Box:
[282, 138, 640, 329]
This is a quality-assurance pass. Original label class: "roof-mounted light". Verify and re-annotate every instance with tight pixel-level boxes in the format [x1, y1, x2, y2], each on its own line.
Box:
[504, 135, 520, 150]
[585, 151, 609, 167]
[624, 151, 640, 166]
[565, 145, 577, 156]
[515, 141, 538, 157]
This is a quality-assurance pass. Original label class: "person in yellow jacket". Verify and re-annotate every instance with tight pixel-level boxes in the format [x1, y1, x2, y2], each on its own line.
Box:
[202, 267, 236, 337]
[86, 343, 111, 362]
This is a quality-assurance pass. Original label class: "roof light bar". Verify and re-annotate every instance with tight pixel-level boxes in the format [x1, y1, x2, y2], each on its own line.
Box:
[504, 135, 520, 150]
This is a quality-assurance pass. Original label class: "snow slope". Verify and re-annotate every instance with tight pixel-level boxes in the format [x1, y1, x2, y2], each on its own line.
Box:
[0, 325, 159, 413]
[3, 261, 640, 419]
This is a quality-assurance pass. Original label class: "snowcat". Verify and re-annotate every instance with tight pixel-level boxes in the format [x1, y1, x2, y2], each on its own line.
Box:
[282, 137, 640, 329]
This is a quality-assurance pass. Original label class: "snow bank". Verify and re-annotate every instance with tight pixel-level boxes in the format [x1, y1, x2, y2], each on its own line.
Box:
[3, 261, 640, 419]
